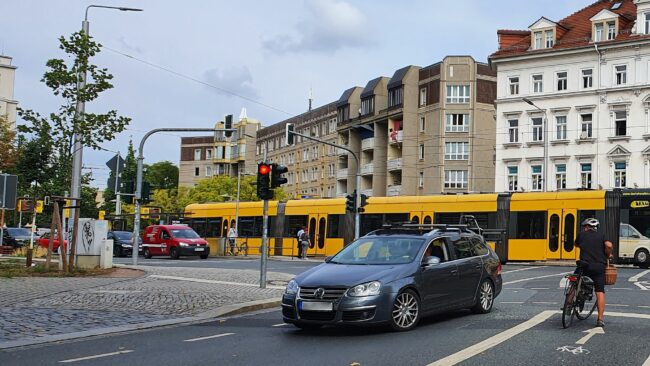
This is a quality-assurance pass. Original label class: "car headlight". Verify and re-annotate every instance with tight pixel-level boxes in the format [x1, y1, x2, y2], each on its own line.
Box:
[123, 244, 133, 248]
[285, 279, 299, 295]
[347, 281, 381, 297]
[179, 243, 189, 247]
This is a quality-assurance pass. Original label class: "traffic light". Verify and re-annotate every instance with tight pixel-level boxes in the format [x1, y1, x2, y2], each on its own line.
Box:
[270, 163, 288, 188]
[141, 182, 152, 203]
[345, 190, 356, 213]
[285, 123, 295, 146]
[257, 162, 273, 200]
[359, 194, 369, 213]
[224, 114, 233, 137]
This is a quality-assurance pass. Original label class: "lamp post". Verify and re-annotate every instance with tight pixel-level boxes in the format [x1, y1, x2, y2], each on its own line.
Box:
[523, 98, 548, 192]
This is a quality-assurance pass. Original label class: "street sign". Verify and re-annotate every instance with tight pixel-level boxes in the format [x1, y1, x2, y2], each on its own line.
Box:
[107, 176, 122, 192]
[0, 174, 18, 210]
[106, 154, 125, 172]
[35, 200, 44, 214]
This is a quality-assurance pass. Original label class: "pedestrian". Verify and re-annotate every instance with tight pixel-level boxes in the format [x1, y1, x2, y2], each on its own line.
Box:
[299, 228, 310, 259]
[296, 226, 305, 258]
[575, 218, 613, 327]
[228, 225, 238, 256]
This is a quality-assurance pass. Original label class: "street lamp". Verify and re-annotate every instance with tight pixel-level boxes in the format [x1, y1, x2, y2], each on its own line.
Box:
[523, 98, 548, 192]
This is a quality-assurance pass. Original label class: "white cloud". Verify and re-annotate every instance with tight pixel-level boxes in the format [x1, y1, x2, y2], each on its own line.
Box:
[202, 66, 259, 99]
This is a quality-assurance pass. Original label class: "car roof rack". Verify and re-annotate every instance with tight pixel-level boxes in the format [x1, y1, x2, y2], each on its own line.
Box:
[379, 222, 472, 234]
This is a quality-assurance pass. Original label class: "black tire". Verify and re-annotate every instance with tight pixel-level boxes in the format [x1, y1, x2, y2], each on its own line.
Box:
[635, 249, 650, 269]
[575, 294, 597, 320]
[144, 248, 152, 259]
[471, 279, 495, 314]
[170, 247, 180, 260]
[389, 289, 421, 332]
[562, 282, 577, 329]
[293, 323, 323, 331]
[199, 254, 208, 259]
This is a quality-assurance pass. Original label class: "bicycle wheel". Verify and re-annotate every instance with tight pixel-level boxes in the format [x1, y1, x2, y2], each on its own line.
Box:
[562, 282, 577, 329]
[575, 288, 597, 320]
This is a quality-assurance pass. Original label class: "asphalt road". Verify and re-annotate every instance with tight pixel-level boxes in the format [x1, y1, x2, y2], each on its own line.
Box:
[2, 265, 650, 366]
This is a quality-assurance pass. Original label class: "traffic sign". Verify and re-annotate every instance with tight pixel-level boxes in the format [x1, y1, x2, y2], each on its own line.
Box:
[35, 200, 44, 214]
[106, 154, 125, 172]
[0, 174, 18, 210]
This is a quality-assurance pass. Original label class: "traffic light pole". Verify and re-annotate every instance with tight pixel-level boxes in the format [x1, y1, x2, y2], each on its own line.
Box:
[260, 142, 269, 289]
[289, 131, 361, 240]
[132, 127, 235, 266]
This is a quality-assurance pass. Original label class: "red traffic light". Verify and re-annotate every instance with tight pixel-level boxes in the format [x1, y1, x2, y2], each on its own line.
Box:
[258, 164, 270, 175]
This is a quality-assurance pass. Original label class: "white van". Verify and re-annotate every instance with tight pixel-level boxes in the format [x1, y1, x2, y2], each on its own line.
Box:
[619, 223, 650, 269]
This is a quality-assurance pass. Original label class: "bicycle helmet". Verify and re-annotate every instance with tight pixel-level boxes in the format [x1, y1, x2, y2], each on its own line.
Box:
[581, 218, 599, 229]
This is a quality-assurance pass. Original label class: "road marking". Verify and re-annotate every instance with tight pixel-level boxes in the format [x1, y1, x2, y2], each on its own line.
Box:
[557, 345, 590, 355]
[499, 301, 524, 304]
[642, 354, 650, 366]
[59, 350, 133, 363]
[427, 310, 558, 366]
[629, 269, 650, 282]
[184, 333, 235, 342]
[575, 327, 604, 345]
[149, 275, 285, 289]
[503, 272, 572, 285]
[502, 266, 547, 274]
[612, 288, 634, 290]
[638, 305, 650, 309]
[608, 304, 630, 307]
[604, 311, 650, 319]
[634, 281, 650, 291]
[530, 287, 550, 290]
[272, 323, 289, 327]
[532, 301, 558, 305]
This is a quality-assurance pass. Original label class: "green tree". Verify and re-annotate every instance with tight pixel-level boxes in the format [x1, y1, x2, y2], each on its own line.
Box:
[150, 186, 192, 214]
[145, 161, 179, 190]
[122, 139, 137, 187]
[0, 115, 16, 172]
[11, 122, 54, 197]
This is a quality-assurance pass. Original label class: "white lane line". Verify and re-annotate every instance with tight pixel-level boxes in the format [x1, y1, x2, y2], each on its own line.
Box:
[638, 305, 650, 309]
[530, 288, 550, 290]
[59, 350, 134, 363]
[612, 288, 635, 290]
[642, 354, 650, 366]
[532, 302, 558, 305]
[634, 282, 650, 291]
[502, 266, 547, 274]
[427, 310, 558, 366]
[149, 275, 285, 290]
[608, 304, 630, 307]
[272, 323, 289, 327]
[499, 301, 524, 304]
[502, 287, 526, 290]
[184, 332, 235, 342]
[503, 272, 572, 285]
[604, 311, 650, 319]
[629, 269, 650, 282]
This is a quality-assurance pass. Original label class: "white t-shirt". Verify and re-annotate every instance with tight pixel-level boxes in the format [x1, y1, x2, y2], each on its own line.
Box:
[228, 228, 237, 238]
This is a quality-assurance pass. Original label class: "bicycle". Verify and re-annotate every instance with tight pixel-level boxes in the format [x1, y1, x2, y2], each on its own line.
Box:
[233, 238, 248, 256]
[561, 260, 598, 328]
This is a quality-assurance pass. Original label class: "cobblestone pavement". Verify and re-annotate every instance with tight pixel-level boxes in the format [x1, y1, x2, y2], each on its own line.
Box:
[0, 266, 291, 343]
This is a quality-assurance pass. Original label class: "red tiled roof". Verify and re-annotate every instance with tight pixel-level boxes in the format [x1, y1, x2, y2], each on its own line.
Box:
[491, 0, 644, 59]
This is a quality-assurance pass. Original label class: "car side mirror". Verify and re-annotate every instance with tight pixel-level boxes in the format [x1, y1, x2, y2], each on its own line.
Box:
[422, 256, 441, 267]
[631, 234, 640, 239]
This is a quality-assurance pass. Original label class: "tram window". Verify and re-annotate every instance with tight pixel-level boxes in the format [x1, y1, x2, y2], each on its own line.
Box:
[435, 212, 492, 229]
[509, 211, 546, 239]
[423, 216, 432, 224]
[385, 213, 409, 224]
[411, 216, 420, 224]
[285, 215, 308, 237]
[238, 216, 265, 237]
[207, 218, 222, 237]
[361, 214, 383, 236]
[549, 214, 559, 252]
[327, 215, 344, 238]
[564, 214, 575, 252]
[191, 219, 207, 238]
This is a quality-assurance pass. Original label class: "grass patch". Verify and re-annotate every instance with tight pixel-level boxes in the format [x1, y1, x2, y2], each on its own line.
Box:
[11, 246, 50, 258]
[0, 261, 110, 278]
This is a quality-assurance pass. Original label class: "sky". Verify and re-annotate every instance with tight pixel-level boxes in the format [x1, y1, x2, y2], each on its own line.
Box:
[1, 0, 593, 188]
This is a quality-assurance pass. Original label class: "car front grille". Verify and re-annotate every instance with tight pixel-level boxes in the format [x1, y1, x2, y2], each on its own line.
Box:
[298, 310, 336, 321]
[299, 287, 347, 301]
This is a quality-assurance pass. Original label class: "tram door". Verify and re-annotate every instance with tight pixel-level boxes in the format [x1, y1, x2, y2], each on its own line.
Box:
[307, 214, 327, 256]
[546, 209, 578, 260]
[409, 211, 433, 225]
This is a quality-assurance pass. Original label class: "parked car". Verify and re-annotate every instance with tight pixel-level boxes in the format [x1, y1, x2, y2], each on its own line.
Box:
[281, 225, 502, 331]
[36, 232, 65, 252]
[141, 225, 209, 259]
[108, 231, 141, 257]
[619, 223, 650, 269]
[2, 228, 32, 248]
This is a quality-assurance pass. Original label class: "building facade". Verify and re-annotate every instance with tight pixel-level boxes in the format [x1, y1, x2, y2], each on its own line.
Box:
[179, 113, 260, 187]
[0, 55, 17, 129]
[255, 103, 339, 199]
[336, 57, 496, 197]
[491, 0, 650, 192]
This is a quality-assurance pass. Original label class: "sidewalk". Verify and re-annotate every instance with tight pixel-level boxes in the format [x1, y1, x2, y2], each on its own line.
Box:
[0, 265, 292, 349]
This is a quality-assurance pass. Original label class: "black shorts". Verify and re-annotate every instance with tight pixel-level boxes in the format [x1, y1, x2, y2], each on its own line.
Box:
[583, 269, 605, 293]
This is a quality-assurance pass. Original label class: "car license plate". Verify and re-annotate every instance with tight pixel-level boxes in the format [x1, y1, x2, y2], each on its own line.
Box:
[299, 301, 332, 311]
[195, 247, 205, 252]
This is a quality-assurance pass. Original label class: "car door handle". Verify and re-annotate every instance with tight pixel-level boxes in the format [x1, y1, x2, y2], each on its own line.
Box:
[450, 269, 458, 275]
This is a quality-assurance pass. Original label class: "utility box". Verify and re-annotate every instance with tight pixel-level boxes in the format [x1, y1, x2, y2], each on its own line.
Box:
[100, 239, 114, 269]
[75, 219, 109, 269]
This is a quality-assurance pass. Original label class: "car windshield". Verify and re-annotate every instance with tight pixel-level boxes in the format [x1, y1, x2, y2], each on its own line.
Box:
[114, 232, 133, 240]
[7, 228, 31, 237]
[330, 237, 424, 265]
[170, 229, 200, 239]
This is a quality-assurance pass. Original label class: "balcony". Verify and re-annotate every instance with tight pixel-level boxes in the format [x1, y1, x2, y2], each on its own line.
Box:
[361, 138, 375, 151]
[387, 185, 402, 196]
[361, 163, 374, 175]
[389, 130, 403, 145]
[387, 158, 403, 171]
[336, 168, 348, 180]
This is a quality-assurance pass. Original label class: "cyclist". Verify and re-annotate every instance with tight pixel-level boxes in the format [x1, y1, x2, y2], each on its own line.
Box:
[574, 218, 613, 327]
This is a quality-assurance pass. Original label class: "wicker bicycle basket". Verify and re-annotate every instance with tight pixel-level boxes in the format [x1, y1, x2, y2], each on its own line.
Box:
[604, 260, 617, 285]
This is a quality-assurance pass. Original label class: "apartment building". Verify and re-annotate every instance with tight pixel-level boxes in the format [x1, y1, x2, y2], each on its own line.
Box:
[255, 103, 339, 199]
[336, 57, 496, 197]
[491, 0, 650, 192]
[179, 112, 261, 187]
[0, 55, 17, 129]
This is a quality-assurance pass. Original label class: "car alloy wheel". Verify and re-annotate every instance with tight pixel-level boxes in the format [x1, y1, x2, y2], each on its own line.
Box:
[472, 279, 494, 314]
[390, 289, 420, 331]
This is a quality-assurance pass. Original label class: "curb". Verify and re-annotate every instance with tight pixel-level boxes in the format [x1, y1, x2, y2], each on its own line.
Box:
[0, 298, 281, 350]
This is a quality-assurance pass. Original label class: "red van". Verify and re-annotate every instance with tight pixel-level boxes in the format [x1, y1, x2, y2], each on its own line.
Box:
[142, 225, 209, 259]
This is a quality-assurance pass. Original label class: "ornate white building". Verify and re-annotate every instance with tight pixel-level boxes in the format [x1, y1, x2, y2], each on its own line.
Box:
[0, 55, 17, 129]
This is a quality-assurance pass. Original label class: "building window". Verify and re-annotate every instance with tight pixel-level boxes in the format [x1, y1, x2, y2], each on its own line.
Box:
[582, 69, 593, 88]
[534, 31, 543, 49]
[446, 114, 470, 132]
[360, 97, 374, 116]
[545, 30, 554, 48]
[581, 114, 593, 138]
[532, 117, 544, 142]
[531, 165, 543, 191]
[615, 111, 627, 136]
[595, 23, 603, 42]
[337, 105, 350, 123]
[329, 120, 336, 133]
[508, 166, 518, 192]
[444, 142, 469, 160]
[194, 149, 202, 161]
[388, 87, 403, 107]
[509, 76, 519, 95]
[532, 74, 543, 93]
[419, 116, 426, 132]
[445, 170, 468, 189]
[615, 65, 627, 85]
[556, 115, 567, 140]
[508, 119, 519, 143]
[446, 85, 470, 104]
[556, 72, 567, 91]
[194, 167, 200, 177]
[419, 144, 425, 160]
[418, 171, 424, 188]
[607, 21, 616, 40]
[614, 162, 626, 188]
[581, 163, 592, 189]
[419, 87, 427, 106]
[205, 148, 213, 159]
[556, 164, 566, 190]
[646, 13, 650, 34]
[205, 166, 212, 177]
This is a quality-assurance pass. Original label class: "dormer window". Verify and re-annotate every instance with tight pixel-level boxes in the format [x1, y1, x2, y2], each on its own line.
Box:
[595, 23, 604, 41]
[545, 30, 554, 48]
[534, 31, 543, 49]
[360, 96, 374, 116]
[607, 21, 616, 40]
[528, 17, 560, 50]
[590, 9, 618, 42]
